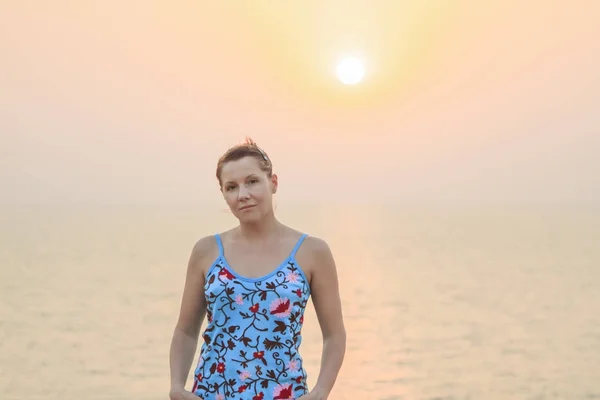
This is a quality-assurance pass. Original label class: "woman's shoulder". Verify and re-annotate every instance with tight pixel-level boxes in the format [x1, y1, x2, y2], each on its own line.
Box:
[301, 235, 330, 252]
[294, 233, 335, 285]
[295, 233, 334, 272]
[189, 234, 220, 271]
[192, 234, 216, 248]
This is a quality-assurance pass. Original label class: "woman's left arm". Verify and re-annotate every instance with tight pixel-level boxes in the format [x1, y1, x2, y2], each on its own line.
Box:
[301, 238, 347, 400]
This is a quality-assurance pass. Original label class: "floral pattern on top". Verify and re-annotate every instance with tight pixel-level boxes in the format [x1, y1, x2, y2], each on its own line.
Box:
[192, 235, 311, 400]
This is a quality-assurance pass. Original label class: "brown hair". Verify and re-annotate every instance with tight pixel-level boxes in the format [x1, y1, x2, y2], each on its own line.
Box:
[216, 137, 273, 188]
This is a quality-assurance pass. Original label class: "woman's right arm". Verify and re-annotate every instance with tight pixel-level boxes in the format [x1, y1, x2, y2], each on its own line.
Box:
[169, 236, 214, 399]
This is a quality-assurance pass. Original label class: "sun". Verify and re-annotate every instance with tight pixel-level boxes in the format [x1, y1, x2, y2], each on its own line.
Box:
[336, 57, 365, 85]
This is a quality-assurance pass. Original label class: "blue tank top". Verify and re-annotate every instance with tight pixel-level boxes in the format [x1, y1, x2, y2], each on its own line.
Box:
[192, 233, 311, 400]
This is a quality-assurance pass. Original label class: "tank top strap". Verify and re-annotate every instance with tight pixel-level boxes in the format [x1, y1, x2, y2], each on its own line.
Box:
[290, 233, 308, 259]
[214, 233, 224, 257]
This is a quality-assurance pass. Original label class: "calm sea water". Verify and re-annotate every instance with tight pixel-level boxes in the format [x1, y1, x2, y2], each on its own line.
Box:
[1, 204, 599, 400]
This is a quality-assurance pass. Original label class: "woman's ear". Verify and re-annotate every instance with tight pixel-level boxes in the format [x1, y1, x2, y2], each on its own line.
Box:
[271, 174, 278, 194]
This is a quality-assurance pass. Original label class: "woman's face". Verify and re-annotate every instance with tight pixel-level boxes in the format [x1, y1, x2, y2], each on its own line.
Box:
[220, 156, 277, 223]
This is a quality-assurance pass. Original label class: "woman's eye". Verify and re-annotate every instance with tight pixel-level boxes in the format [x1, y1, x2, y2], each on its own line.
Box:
[249, 179, 258, 184]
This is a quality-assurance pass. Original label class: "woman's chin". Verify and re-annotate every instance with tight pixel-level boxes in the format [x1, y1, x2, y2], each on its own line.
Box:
[235, 211, 262, 223]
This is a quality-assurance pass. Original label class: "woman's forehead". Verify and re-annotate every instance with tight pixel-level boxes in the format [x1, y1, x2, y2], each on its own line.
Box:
[221, 157, 263, 180]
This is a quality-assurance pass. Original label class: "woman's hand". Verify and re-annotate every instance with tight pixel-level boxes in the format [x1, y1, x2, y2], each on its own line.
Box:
[169, 387, 201, 400]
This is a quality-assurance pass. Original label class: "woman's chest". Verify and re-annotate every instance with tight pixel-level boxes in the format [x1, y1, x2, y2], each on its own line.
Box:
[204, 262, 310, 311]
[224, 250, 291, 279]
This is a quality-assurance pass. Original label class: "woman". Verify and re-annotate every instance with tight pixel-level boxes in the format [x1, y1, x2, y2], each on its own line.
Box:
[168, 138, 346, 400]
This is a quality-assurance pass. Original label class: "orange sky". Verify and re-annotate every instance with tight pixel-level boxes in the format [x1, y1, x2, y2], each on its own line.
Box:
[2, 1, 599, 206]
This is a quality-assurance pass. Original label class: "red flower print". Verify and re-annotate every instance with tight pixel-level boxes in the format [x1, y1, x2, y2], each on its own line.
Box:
[253, 350, 264, 359]
[252, 393, 264, 400]
[295, 289, 302, 297]
[219, 268, 234, 280]
[295, 376, 302, 384]
[249, 303, 259, 313]
[270, 298, 291, 318]
[192, 373, 202, 393]
[238, 385, 247, 393]
[299, 315, 304, 324]
[273, 383, 294, 399]
[216, 362, 225, 373]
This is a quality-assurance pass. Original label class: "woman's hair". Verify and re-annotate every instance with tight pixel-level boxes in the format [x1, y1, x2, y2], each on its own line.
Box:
[216, 137, 273, 187]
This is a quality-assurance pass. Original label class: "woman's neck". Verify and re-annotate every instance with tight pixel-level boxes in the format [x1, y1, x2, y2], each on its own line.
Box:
[237, 213, 282, 243]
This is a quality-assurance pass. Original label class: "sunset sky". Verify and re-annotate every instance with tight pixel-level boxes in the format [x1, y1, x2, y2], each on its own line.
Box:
[2, 1, 599, 206]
